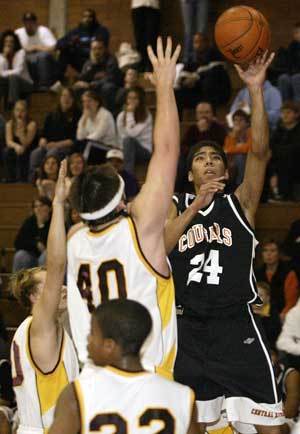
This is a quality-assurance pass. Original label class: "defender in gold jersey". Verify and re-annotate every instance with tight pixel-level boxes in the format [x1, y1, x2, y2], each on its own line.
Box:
[11, 161, 79, 434]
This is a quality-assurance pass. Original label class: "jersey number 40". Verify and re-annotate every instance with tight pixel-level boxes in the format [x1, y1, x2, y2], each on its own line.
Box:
[77, 259, 127, 312]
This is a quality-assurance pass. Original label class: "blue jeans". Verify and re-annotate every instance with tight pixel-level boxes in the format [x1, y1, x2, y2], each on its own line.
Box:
[180, 0, 208, 63]
[123, 137, 151, 174]
[12, 250, 46, 272]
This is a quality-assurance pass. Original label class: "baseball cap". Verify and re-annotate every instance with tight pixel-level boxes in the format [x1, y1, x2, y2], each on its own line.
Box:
[23, 12, 37, 22]
[106, 149, 124, 161]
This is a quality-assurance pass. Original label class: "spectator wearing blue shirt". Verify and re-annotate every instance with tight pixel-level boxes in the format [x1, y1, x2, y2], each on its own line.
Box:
[230, 80, 282, 131]
[56, 9, 110, 81]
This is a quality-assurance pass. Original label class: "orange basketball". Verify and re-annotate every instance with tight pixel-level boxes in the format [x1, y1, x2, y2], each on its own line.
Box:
[214, 6, 271, 64]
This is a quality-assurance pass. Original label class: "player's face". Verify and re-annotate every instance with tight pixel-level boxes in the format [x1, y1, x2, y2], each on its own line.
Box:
[262, 243, 279, 266]
[189, 146, 228, 187]
[87, 315, 114, 366]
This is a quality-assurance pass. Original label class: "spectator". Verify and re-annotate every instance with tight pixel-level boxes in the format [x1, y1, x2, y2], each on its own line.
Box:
[0, 30, 33, 109]
[13, 196, 51, 271]
[106, 149, 140, 201]
[175, 32, 231, 116]
[65, 207, 82, 231]
[269, 101, 300, 201]
[230, 79, 282, 131]
[73, 37, 121, 112]
[35, 155, 59, 201]
[277, 22, 300, 102]
[277, 299, 300, 370]
[282, 219, 300, 272]
[3, 100, 37, 182]
[28, 87, 81, 181]
[117, 86, 152, 174]
[181, 101, 226, 155]
[67, 152, 85, 181]
[15, 12, 57, 89]
[56, 8, 110, 80]
[115, 67, 139, 114]
[256, 239, 299, 322]
[224, 109, 251, 187]
[76, 90, 117, 163]
[252, 281, 282, 349]
[180, 0, 208, 63]
[131, 0, 160, 71]
[176, 101, 227, 192]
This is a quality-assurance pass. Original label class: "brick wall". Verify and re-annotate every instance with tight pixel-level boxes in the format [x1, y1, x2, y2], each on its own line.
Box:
[0, 0, 49, 31]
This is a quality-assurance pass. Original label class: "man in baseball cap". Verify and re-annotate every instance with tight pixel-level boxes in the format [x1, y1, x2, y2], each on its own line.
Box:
[106, 149, 139, 201]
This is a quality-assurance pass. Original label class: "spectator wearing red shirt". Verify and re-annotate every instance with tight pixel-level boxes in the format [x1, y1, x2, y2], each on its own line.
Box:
[256, 239, 299, 322]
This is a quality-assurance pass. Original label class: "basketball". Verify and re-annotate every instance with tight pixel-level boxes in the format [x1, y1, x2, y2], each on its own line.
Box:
[214, 6, 271, 64]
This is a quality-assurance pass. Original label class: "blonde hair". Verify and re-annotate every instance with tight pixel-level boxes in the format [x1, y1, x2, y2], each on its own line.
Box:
[10, 266, 46, 310]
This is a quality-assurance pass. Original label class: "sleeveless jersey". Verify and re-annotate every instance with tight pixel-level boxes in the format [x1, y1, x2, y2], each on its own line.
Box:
[67, 216, 177, 378]
[169, 193, 260, 317]
[74, 364, 194, 434]
[11, 316, 79, 434]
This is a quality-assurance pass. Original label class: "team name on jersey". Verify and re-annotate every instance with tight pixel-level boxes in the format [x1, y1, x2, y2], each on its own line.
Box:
[178, 222, 232, 252]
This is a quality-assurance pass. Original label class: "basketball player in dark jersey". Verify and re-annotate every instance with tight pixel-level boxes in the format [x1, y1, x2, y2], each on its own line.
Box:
[165, 52, 285, 434]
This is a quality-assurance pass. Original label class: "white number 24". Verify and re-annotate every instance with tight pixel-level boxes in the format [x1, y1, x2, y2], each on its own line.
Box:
[187, 250, 223, 286]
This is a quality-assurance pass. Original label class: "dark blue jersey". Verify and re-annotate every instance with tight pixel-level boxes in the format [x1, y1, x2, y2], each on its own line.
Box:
[169, 193, 260, 317]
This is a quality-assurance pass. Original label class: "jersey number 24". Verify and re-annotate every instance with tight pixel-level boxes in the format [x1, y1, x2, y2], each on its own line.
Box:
[187, 249, 223, 285]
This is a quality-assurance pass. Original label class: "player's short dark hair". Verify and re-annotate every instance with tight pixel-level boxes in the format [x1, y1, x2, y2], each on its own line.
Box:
[93, 299, 152, 356]
[186, 141, 228, 172]
[69, 164, 121, 226]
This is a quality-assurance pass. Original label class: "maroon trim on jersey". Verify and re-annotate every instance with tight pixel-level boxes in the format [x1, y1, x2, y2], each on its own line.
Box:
[128, 216, 170, 280]
[27, 322, 65, 375]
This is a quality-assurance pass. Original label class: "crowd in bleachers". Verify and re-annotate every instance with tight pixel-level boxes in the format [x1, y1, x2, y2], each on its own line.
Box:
[1, 2, 300, 433]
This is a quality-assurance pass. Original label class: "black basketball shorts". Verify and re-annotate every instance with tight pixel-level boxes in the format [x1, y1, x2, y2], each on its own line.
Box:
[174, 305, 284, 428]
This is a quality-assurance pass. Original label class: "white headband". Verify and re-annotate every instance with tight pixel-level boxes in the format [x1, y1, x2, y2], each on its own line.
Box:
[80, 176, 125, 221]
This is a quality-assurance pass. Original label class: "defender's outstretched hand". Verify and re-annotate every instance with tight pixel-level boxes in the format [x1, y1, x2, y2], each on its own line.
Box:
[54, 159, 69, 203]
[234, 51, 275, 88]
[147, 37, 181, 88]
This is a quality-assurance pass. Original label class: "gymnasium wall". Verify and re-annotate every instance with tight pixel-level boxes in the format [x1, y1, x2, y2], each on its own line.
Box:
[0, 0, 294, 52]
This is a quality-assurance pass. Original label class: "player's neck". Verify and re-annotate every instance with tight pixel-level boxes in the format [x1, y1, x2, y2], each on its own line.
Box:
[90, 215, 123, 232]
[111, 356, 144, 373]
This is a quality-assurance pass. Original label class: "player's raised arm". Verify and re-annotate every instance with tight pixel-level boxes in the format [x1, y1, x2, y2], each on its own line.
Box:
[235, 52, 274, 226]
[131, 37, 181, 237]
[31, 160, 68, 335]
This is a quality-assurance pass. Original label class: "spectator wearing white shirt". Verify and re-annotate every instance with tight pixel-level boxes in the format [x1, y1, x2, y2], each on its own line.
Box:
[77, 90, 117, 164]
[15, 12, 57, 88]
[131, 0, 160, 71]
[117, 86, 152, 173]
[0, 30, 33, 108]
[277, 299, 300, 369]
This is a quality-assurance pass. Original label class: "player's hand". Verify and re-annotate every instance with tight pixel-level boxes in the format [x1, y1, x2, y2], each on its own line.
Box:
[190, 177, 226, 211]
[53, 159, 68, 204]
[234, 51, 275, 88]
[147, 37, 181, 88]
